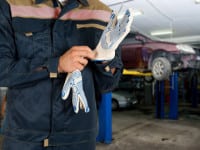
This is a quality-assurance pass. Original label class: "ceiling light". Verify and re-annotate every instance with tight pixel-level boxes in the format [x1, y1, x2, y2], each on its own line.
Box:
[133, 10, 143, 16]
[195, 0, 200, 4]
[150, 30, 173, 36]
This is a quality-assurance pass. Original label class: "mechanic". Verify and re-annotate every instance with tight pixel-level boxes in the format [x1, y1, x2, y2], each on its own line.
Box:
[0, 0, 123, 149]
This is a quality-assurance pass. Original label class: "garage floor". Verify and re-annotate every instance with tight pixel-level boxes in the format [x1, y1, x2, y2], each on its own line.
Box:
[0, 104, 199, 150]
[96, 104, 200, 150]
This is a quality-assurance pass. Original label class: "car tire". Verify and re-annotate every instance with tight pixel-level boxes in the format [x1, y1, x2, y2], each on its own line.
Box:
[112, 99, 119, 110]
[152, 57, 171, 80]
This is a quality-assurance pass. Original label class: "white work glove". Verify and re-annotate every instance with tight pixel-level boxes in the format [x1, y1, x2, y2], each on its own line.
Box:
[61, 9, 134, 114]
[94, 8, 134, 61]
[61, 70, 90, 113]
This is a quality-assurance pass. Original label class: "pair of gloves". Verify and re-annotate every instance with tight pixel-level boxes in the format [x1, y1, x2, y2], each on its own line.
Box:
[61, 8, 134, 113]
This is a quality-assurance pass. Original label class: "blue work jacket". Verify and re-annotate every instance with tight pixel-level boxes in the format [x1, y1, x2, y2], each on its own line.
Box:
[0, 0, 123, 149]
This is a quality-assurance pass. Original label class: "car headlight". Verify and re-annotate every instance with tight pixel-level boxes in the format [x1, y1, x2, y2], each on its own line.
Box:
[176, 44, 195, 54]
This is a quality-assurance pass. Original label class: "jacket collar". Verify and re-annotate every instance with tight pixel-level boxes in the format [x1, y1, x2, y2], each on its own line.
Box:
[35, 0, 89, 6]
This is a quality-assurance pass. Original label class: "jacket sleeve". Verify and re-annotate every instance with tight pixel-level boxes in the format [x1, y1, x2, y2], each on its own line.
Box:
[92, 47, 123, 93]
[0, 3, 58, 88]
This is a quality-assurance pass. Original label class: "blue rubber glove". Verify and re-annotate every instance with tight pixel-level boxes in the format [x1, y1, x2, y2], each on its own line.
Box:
[61, 70, 90, 113]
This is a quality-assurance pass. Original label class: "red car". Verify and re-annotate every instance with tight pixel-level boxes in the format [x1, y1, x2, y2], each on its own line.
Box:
[121, 32, 200, 80]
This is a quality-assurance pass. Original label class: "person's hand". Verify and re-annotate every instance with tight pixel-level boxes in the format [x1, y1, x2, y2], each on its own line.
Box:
[58, 46, 96, 73]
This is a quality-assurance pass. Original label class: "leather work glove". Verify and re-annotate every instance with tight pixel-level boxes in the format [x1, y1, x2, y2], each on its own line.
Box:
[61, 70, 90, 113]
[94, 8, 134, 61]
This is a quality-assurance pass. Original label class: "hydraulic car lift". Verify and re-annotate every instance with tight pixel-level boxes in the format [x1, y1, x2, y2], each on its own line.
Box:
[96, 69, 152, 143]
[155, 72, 179, 119]
[96, 92, 112, 144]
[97, 70, 199, 143]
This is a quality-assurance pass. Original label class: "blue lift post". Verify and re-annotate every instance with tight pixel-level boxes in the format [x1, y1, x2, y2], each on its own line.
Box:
[155, 72, 179, 120]
[96, 92, 112, 144]
[155, 80, 165, 119]
[169, 72, 179, 119]
[191, 73, 198, 108]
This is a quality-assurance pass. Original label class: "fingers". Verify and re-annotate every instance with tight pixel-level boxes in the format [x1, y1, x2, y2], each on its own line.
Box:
[73, 61, 85, 71]
[71, 46, 96, 60]
[58, 46, 96, 73]
[74, 55, 88, 66]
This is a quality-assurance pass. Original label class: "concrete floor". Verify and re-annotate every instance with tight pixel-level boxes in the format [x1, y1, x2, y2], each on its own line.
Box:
[96, 105, 200, 150]
[0, 105, 200, 150]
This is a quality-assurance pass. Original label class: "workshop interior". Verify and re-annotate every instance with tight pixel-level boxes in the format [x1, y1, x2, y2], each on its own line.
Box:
[0, 0, 200, 150]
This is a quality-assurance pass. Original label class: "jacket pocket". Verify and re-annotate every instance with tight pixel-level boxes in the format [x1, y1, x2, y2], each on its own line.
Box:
[12, 18, 52, 58]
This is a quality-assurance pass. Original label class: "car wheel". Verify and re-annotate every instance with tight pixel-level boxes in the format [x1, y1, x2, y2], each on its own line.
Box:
[112, 99, 119, 110]
[152, 57, 171, 80]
